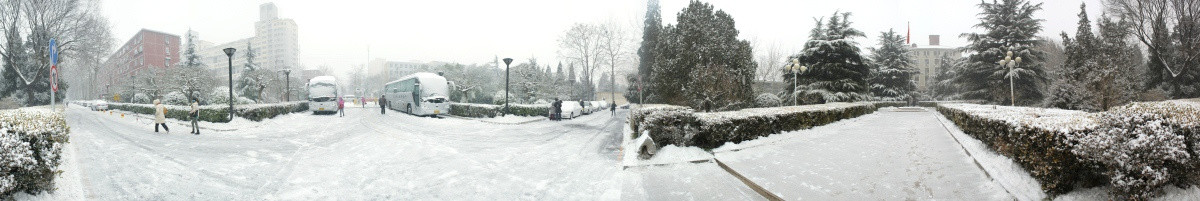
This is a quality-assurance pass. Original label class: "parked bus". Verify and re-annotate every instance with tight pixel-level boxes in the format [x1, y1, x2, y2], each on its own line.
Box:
[307, 76, 339, 114]
[384, 72, 450, 117]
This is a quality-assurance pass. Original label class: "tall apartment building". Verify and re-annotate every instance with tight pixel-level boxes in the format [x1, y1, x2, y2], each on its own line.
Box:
[99, 29, 181, 95]
[909, 35, 960, 91]
[196, 2, 298, 75]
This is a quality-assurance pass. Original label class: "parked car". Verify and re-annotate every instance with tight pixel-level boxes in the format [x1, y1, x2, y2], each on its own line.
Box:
[582, 101, 595, 114]
[90, 100, 109, 111]
[561, 101, 583, 119]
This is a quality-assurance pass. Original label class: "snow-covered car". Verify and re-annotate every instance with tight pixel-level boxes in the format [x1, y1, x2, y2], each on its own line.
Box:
[560, 101, 583, 119]
[582, 101, 595, 115]
[90, 100, 109, 111]
[594, 101, 608, 110]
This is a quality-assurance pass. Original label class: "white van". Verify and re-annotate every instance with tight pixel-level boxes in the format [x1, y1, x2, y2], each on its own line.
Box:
[307, 76, 339, 114]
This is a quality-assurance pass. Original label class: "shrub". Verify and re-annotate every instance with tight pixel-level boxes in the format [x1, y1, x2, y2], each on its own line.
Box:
[0, 109, 69, 199]
[164, 92, 189, 106]
[754, 93, 782, 107]
[132, 93, 150, 104]
[1071, 101, 1200, 200]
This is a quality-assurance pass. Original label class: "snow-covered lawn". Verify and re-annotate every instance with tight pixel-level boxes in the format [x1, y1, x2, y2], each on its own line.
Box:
[27, 106, 625, 200]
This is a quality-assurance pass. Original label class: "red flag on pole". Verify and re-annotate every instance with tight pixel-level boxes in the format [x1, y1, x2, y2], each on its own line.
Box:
[907, 21, 911, 44]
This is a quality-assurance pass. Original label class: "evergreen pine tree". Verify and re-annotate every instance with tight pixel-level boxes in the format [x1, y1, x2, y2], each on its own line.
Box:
[646, 1, 756, 111]
[556, 63, 565, 83]
[1045, 3, 1096, 110]
[793, 11, 871, 103]
[634, 0, 662, 103]
[958, 0, 1048, 105]
[868, 29, 919, 101]
[237, 42, 260, 101]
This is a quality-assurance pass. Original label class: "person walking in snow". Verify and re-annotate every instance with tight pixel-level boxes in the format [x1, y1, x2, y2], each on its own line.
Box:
[361, 97, 366, 108]
[610, 102, 616, 116]
[337, 97, 345, 117]
[379, 95, 387, 114]
[189, 98, 200, 135]
[154, 99, 169, 133]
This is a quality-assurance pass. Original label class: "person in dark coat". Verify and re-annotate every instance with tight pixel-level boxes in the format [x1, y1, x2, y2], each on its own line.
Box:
[379, 96, 387, 114]
[552, 98, 562, 121]
[610, 102, 616, 116]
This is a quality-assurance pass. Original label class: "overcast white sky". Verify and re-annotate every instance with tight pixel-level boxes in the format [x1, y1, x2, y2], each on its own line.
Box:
[103, 0, 1102, 75]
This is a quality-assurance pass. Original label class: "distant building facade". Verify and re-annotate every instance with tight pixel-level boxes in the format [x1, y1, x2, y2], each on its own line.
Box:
[908, 35, 960, 91]
[99, 29, 181, 95]
[195, 2, 298, 75]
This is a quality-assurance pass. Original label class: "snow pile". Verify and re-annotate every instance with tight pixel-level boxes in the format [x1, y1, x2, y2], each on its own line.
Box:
[632, 102, 875, 149]
[0, 109, 69, 199]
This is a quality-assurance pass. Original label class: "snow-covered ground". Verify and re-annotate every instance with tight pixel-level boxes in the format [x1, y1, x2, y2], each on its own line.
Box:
[638, 107, 1014, 200]
[26, 105, 625, 200]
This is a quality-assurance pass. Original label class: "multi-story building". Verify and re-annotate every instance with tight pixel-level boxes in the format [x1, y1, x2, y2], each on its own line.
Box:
[99, 29, 181, 95]
[196, 2, 298, 75]
[909, 35, 960, 91]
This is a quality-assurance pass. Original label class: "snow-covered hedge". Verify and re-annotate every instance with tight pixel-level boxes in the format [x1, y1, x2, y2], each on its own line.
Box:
[937, 103, 1101, 195]
[236, 102, 309, 121]
[450, 103, 500, 118]
[0, 109, 69, 198]
[109, 102, 308, 123]
[1070, 101, 1200, 199]
[870, 101, 908, 108]
[628, 104, 693, 138]
[632, 102, 876, 149]
[449, 103, 549, 118]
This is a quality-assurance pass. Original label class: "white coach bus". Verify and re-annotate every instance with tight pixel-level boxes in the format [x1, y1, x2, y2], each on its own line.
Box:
[307, 76, 339, 114]
[384, 72, 450, 117]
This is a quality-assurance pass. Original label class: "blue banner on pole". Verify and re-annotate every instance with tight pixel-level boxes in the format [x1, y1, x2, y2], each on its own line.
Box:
[49, 38, 57, 65]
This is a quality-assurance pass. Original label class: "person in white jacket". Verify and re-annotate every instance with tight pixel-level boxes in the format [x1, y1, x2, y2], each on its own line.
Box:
[154, 99, 169, 133]
[189, 98, 200, 135]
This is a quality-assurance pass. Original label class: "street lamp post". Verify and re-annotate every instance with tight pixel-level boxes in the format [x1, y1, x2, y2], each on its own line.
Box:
[785, 58, 806, 106]
[223, 48, 236, 119]
[502, 58, 513, 116]
[280, 69, 291, 102]
[999, 49, 1021, 106]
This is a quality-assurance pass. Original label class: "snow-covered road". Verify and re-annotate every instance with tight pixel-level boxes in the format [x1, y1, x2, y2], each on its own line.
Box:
[53, 105, 626, 200]
[711, 107, 1013, 200]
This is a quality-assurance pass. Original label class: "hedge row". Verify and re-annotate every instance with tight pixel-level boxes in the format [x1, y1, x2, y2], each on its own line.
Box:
[936, 103, 1101, 195]
[109, 102, 309, 123]
[632, 102, 876, 149]
[450, 103, 500, 118]
[449, 103, 551, 118]
[0, 109, 69, 199]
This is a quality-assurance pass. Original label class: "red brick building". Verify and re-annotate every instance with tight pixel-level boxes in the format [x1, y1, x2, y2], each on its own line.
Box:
[100, 29, 181, 95]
